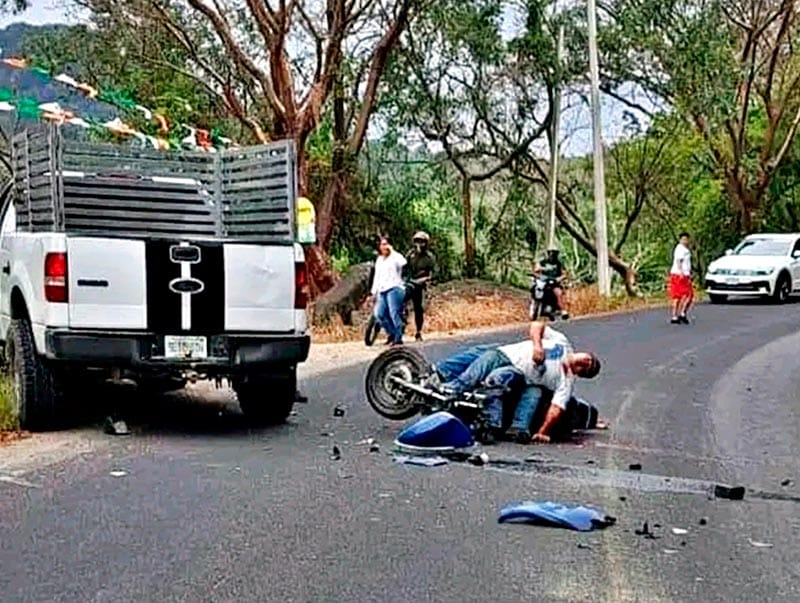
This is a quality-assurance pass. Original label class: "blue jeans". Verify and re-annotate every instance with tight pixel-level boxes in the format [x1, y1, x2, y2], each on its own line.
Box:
[441, 348, 513, 393]
[434, 344, 501, 380]
[377, 286, 405, 342]
[481, 367, 543, 433]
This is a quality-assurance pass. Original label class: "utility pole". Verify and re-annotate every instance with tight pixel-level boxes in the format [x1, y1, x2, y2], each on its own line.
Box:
[547, 24, 564, 250]
[587, 0, 611, 295]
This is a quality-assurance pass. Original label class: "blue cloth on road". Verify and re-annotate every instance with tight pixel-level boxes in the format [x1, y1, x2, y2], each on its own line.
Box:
[498, 501, 615, 532]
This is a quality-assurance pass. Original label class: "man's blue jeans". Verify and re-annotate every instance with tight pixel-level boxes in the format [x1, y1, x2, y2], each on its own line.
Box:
[439, 347, 512, 393]
[482, 366, 543, 433]
[377, 286, 405, 342]
[434, 344, 500, 380]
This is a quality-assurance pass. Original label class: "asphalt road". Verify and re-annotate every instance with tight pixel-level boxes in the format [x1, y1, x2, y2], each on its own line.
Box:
[3, 301, 800, 602]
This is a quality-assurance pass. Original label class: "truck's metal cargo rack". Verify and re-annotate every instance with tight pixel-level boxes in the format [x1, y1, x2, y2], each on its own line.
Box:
[10, 124, 297, 243]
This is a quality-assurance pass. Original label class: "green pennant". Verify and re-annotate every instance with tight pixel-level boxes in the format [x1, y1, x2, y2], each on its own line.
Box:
[17, 97, 40, 119]
[0, 88, 13, 102]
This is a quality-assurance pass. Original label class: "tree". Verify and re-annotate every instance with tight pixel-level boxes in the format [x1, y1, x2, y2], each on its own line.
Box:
[70, 0, 420, 294]
[601, 0, 800, 234]
[383, 0, 555, 276]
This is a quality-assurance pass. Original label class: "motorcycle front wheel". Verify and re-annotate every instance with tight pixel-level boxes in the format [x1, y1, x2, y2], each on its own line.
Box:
[365, 346, 430, 419]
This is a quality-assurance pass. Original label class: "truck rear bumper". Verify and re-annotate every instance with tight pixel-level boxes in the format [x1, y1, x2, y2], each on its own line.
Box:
[44, 329, 310, 372]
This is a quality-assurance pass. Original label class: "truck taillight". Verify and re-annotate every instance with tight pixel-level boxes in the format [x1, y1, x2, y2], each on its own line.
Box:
[295, 261, 308, 309]
[45, 252, 68, 303]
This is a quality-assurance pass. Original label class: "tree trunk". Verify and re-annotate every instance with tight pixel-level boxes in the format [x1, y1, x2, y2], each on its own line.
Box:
[462, 176, 476, 277]
[555, 205, 639, 296]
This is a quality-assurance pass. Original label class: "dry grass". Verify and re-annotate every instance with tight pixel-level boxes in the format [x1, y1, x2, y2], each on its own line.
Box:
[0, 374, 26, 442]
[312, 279, 663, 344]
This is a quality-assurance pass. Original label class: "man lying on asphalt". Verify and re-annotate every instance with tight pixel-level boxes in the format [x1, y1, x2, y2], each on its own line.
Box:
[426, 321, 605, 443]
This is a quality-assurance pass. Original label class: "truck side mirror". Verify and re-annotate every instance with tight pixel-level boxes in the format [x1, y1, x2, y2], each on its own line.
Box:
[725, 249, 733, 256]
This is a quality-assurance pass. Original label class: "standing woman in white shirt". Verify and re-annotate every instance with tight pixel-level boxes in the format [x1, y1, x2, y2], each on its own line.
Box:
[371, 235, 408, 345]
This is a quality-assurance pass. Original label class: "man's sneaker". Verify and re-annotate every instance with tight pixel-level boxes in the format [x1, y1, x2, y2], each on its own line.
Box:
[670, 316, 680, 324]
[678, 315, 690, 324]
[506, 427, 532, 444]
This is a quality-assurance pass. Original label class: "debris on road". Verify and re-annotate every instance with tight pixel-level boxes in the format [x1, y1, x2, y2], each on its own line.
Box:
[104, 417, 130, 436]
[497, 501, 616, 532]
[333, 405, 346, 417]
[663, 549, 679, 555]
[619, 496, 627, 502]
[748, 539, 774, 548]
[330, 445, 342, 461]
[369, 442, 381, 453]
[781, 478, 792, 487]
[635, 521, 659, 539]
[393, 454, 449, 467]
[699, 517, 708, 526]
[628, 463, 642, 471]
[714, 484, 746, 500]
[577, 542, 592, 549]
[467, 453, 490, 466]
[671, 527, 689, 535]
[109, 470, 127, 478]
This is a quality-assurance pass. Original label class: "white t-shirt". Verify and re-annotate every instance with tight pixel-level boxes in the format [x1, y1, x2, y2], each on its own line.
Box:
[371, 251, 407, 295]
[498, 332, 575, 410]
[670, 243, 691, 276]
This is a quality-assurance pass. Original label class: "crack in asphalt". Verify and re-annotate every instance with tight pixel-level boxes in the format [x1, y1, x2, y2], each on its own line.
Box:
[442, 454, 800, 503]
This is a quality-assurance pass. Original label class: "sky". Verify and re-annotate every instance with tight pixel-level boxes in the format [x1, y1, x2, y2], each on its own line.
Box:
[0, 1, 654, 158]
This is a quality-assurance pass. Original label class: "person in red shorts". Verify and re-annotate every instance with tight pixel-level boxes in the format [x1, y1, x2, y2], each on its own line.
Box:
[669, 232, 694, 324]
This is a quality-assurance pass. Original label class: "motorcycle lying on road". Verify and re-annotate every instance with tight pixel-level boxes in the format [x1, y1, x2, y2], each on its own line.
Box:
[529, 274, 566, 321]
[364, 346, 601, 443]
[364, 346, 500, 442]
[364, 279, 422, 347]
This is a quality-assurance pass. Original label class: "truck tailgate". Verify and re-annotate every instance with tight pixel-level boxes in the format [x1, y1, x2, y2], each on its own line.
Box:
[67, 237, 147, 329]
[224, 244, 295, 332]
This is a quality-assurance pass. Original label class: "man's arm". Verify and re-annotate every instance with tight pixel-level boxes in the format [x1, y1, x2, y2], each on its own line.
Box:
[533, 371, 573, 442]
[529, 320, 546, 363]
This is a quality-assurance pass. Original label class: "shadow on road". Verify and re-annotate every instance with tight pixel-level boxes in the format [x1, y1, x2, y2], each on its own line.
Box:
[64, 381, 296, 439]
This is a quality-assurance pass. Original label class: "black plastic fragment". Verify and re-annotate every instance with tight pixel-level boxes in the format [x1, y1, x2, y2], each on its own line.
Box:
[714, 485, 745, 500]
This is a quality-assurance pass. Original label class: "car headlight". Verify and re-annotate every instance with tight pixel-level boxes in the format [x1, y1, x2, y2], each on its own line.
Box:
[733, 268, 775, 276]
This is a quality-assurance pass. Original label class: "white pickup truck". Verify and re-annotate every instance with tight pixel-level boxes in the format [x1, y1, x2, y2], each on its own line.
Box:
[1, 125, 310, 430]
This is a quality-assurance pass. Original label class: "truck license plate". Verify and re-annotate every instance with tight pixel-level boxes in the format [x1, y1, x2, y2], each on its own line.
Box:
[164, 335, 207, 359]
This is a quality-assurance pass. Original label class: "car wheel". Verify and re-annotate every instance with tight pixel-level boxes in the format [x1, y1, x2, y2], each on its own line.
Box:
[772, 273, 791, 303]
[708, 294, 727, 304]
[5, 319, 66, 431]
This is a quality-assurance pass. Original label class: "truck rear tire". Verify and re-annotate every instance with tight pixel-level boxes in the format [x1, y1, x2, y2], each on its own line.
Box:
[5, 319, 66, 431]
[234, 367, 296, 425]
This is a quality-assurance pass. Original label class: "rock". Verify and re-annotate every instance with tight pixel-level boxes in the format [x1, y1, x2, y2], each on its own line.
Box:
[628, 463, 642, 471]
[781, 478, 792, 487]
[104, 417, 130, 436]
[699, 517, 708, 526]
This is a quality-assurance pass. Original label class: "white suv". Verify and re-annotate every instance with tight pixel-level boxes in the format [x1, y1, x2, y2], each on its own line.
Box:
[704, 233, 800, 303]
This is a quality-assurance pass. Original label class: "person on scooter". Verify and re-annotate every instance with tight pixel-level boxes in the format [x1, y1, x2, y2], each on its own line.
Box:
[534, 246, 569, 319]
[404, 231, 437, 341]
